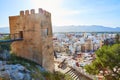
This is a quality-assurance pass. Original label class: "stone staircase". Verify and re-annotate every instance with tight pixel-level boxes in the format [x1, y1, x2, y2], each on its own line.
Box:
[65, 67, 93, 80]
[55, 59, 96, 80]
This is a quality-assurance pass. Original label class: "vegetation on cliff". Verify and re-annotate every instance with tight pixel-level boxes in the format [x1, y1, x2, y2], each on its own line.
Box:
[0, 35, 11, 52]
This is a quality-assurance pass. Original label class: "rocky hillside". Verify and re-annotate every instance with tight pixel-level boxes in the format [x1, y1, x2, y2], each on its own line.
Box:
[0, 49, 72, 80]
[0, 52, 72, 80]
[0, 62, 31, 80]
[0, 50, 45, 80]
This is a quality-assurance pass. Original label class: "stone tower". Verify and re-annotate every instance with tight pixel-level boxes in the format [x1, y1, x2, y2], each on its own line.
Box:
[9, 8, 54, 72]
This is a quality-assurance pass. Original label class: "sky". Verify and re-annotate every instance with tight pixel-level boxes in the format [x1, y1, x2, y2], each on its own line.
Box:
[0, 0, 120, 28]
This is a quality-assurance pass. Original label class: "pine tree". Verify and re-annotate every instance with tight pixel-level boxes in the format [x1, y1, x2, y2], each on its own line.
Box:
[85, 44, 120, 80]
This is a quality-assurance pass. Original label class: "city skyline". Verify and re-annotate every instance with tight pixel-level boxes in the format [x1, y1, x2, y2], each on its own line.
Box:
[0, 0, 120, 28]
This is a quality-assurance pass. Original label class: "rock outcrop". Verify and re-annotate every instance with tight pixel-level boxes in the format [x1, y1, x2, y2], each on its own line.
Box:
[0, 50, 10, 60]
[0, 61, 31, 80]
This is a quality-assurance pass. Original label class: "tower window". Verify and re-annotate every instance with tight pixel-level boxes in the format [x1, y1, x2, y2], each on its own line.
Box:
[19, 31, 23, 39]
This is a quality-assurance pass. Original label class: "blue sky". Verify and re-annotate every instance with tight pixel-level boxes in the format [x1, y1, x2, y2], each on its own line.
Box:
[0, 0, 120, 28]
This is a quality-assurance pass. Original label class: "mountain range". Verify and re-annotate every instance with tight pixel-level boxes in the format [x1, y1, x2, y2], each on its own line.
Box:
[53, 25, 120, 32]
[0, 27, 9, 33]
[0, 25, 120, 33]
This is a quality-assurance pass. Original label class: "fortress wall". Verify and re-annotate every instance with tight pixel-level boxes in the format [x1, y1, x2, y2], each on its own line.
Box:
[9, 8, 54, 72]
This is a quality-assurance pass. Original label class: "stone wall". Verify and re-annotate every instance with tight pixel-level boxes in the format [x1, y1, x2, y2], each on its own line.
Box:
[9, 8, 54, 72]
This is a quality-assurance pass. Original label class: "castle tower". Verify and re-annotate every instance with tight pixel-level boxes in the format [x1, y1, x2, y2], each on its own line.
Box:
[9, 8, 54, 72]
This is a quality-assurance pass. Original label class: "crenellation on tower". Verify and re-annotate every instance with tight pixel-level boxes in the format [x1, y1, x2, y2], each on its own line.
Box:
[43, 10, 47, 15]
[20, 11, 24, 16]
[25, 10, 29, 15]
[30, 9, 35, 14]
[38, 8, 43, 14]
[19, 8, 51, 16]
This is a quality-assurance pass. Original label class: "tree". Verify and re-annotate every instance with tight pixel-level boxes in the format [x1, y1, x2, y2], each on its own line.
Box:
[85, 44, 120, 80]
[0, 35, 11, 52]
[115, 33, 120, 44]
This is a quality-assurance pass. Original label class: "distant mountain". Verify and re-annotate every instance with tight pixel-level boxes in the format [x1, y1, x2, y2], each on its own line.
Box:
[53, 25, 120, 32]
[0, 27, 9, 33]
[0, 25, 120, 33]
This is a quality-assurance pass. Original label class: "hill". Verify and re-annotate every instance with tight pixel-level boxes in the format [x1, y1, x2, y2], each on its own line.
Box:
[53, 25, 120, 32]
[0, 27, 9, 33]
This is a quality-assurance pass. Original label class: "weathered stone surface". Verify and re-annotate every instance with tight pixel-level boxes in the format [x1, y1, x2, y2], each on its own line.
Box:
[0, 50, 10, 60]
[0, 62, 31, 80]
[9, 8, 54, 72]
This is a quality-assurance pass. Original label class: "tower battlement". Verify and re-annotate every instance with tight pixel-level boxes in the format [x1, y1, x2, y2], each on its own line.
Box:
[20, 8, 51, 17]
